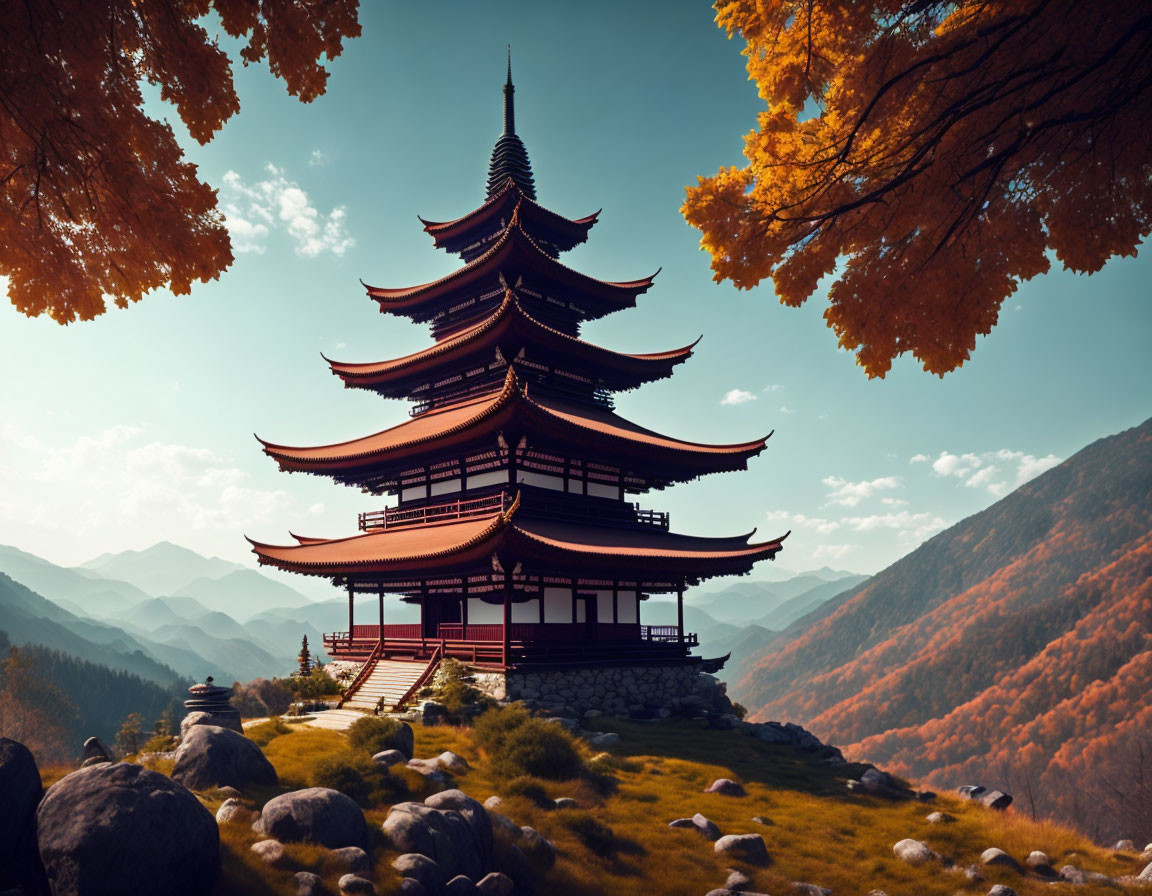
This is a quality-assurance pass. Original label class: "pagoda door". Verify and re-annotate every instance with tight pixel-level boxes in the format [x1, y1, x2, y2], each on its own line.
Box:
[575, 592, 598, 641]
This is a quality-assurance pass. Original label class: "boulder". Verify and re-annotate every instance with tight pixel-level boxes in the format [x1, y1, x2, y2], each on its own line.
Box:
[373, 749, 408, 767]
[961, 865, 984, 882]
[399, 880, 429, 896]
[35, 762, 219, 896]
[332, 846, 371, 874]
[0, 737, 47, 895]
[215, 797, 257, 825]
[725, 869, 753, 890]
[1113, 839, 1136, 852]
[483, 795, 503, 810]
[979, 790, 1013, 811]
[1138, 861, 1152, 881]
[668, 813, 722, 840]
[425, 789, 494, 869]
[446, 875, 477, 895]
[957, 785, 986, 799]
[893, 839, 937, 865]
[383, 800, 488, 881]
[980, 848, 1022, 872]
[338, 874, 375, 895]
[79, 737, 112, 767]
[585, 732, 622, 748]
[475, 872, 514, 896]
[437, 751, 471, 774]
[925, 812, 950, 824]
[987, 887, 1017, 896]
[419, 700, 449, 726]
[714, 834, 770, 865]
[171, 725, 278, 791]
[554, 797, 579, 809]
[916, 790, 937, 802]
[180, 708, 242, 737]
[860, 768, 890, 793]
[704, 778, 746, 796]
[258, 787, 368, 848]
[250, 839, 286, 866]
[295, 871, 324, 896]
[392, 854, 444, 892]
[406, 758, 453, 791]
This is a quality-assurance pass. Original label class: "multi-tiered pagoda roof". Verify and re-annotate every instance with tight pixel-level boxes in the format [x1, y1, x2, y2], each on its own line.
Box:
[250, 56, 785, 671]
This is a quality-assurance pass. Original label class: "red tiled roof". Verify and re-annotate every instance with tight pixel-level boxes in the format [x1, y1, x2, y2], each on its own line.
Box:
[419, 177, 598, 240]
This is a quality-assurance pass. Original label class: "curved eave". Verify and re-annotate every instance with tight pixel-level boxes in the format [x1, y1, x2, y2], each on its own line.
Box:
[247, 512, 511, 576]
[419, 178, 598, 249]
[258, 372, 769, 480]
[364, 219, 655, 315]
[326, 292, 696, 390]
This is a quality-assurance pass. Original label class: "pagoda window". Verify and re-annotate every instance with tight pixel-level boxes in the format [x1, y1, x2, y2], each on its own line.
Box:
[596, 590, 614, 623]
[466, 598, 502, 624]
[511, 598, 539, 623]
[542, 586, 571, 623]
[617, 590, 638, 624]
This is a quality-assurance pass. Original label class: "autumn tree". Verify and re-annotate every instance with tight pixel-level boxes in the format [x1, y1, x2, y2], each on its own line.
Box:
[0, 646, 78, 762]
[116, 711, 146, 756]
[1, 0, 360, 323]
[684, 1, 1152, 376]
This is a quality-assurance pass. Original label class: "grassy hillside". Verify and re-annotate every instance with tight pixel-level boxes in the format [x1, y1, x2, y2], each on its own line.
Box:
[86, 717, 1150, 896]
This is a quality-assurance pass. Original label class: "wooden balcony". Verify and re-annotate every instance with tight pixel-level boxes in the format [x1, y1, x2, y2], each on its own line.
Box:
[359, 492, 509, 532]
[322, 622, 698, 670]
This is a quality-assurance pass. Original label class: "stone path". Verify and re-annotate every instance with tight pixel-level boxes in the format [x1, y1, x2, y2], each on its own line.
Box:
[305, 709, 370, 731]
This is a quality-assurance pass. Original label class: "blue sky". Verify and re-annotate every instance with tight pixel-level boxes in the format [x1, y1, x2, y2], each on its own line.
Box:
[1, 1, 1149, 587]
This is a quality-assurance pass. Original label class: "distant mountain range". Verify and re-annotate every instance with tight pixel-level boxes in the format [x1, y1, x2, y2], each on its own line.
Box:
[0, 542, 331, 684]
[733, 416, 1152, 833]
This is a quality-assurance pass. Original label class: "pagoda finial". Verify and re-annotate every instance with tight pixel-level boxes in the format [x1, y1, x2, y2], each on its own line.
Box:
[503, 46, 516, 135]
[487, 48, 536, 200]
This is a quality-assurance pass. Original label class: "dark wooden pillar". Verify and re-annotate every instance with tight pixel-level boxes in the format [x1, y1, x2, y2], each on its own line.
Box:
[347, 582, 354, 640]
[377, 587, 384, 635]
[502, 574, 512, 668]
[676, 585, 684, 645]
[420, 583, 428, 652]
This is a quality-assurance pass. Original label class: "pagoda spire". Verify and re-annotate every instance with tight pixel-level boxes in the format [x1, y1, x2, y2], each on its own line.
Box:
[487, 48, 536, 200]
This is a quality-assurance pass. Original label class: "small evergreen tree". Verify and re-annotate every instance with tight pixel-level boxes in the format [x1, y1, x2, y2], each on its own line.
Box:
[116, 712, 145, 756]
[297, 635, 312, 676]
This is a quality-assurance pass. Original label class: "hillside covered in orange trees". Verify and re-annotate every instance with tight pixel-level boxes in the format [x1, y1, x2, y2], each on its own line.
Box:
[733, 417, 1152, 840]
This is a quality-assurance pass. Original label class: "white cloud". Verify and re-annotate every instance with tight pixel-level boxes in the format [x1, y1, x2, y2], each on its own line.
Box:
[779, 405, 797, 415]
[765, 510, 841, 534]
[925, 448, 1062, 496]
[220, 164, 354, 257]
[721, 389, 757, 406]
[881, 497, 909, 506]
[761, 384, 783, 392]
[910, 453, 930, 463]
[822, 474, 902, 507]
[309, 149, 329, 167]
[841, 510, 948, 540]
[813, 544, 855, 560]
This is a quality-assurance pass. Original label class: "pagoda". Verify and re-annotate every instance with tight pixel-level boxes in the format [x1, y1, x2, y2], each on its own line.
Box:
[249, 56, 786, 712]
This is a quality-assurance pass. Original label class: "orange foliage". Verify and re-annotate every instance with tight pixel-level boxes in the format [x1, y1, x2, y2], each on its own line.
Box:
[1, 0, 361, 323]
[683, 1, 1152, 376]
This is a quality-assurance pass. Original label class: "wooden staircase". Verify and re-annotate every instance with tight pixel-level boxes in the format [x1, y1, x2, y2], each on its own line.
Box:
[339, 648, 439, 712]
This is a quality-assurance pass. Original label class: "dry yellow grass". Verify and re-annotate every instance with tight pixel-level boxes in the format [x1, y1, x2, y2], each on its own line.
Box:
[76, 715, 1143, 896]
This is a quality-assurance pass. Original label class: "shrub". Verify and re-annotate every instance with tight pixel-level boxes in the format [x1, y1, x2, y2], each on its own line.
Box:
[472, 703, 584, 780]
[561, 812, 618, 856]
[290, 667, 345, 700]
[140, 733, 177, 754]
[311, 754, 406, 808]
[425, 659, 495, 722]
[346, 716, 408, 756]
[502, 775, 552, 806]
[731, 702, 749, 720]
[246, 717, 291, 747]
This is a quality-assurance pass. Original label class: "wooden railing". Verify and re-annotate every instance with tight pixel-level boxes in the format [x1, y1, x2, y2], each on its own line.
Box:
[391, 645, 443, 711]
[359, 491, 509, 532]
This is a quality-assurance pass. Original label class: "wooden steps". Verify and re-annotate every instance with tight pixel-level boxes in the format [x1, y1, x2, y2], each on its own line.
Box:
[340, 657, 434, 712]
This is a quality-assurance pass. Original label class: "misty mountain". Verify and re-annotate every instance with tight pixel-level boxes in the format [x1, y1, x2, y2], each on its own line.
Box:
[172, 569, 314, 621]
[0, 544, 150, 615]
[78, 541, 245, 596]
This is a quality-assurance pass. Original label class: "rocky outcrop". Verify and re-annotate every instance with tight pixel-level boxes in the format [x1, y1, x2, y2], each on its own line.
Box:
[704, 778, 746, 796]
[78, 737, 112, 767]
[35, 762, 219, 896]
[0, 738, 47, 895]
[257, 787, 368, 849]
[893, 839, 938, 865]
[180, 709, 243, 737]
[171, 725, 278, 791]
[714, 834, 770, 865]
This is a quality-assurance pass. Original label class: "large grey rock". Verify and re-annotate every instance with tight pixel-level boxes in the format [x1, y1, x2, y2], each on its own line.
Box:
[446, 874, 477, 895]
[373, 749, 408, 767]
[957, 784, 986, 799]
[259, 787, 368, 848]
[519, 826, 556, 869]
[893, 839, 937, 865]
[0, 738, 47, 895]
[791, 884, 831, 896]
[714, 834, 770, 865]
[399, 879, 429, 896]
[860, 768, 890, 792]
[295, 871, 324, 896]
[669, 813, 722, 840]
[180, 708, 242, 737]
[553, 797, 579, 809]
[925, 811, 950, 824]
[704, 778, 746, 796]
[1138, 860, 1152, 881]
[1113, 839, 1136, 852]
[425, 789, 494, 870]
[981, 848, 1022, 872]
[383, 800, 487, 881]
[171, 725, 277, 791]
[35, 762, 219, 896]
[987, 887, 1017, 896]
[437, 751, 470, 774]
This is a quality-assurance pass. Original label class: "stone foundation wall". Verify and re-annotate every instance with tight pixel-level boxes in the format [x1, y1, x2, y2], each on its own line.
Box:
[470, 664, 734, 719]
